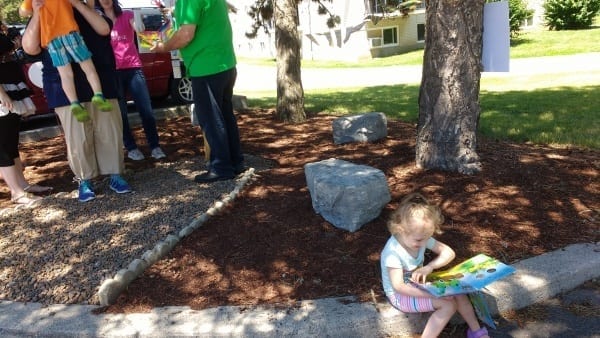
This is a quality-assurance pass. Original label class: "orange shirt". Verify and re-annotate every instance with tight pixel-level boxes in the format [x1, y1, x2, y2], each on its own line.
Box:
[21, 0, 79, 47]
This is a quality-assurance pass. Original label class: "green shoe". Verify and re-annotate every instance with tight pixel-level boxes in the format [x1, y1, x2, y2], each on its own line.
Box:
[71, 104, 90, 122]
[92, 95, 113, 112]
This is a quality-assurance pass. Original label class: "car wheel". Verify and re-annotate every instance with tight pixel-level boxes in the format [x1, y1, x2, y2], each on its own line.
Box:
[170, 75, 193, 104]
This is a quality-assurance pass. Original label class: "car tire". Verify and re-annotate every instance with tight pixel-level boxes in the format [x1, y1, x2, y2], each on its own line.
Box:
[170, 73, 193, 104]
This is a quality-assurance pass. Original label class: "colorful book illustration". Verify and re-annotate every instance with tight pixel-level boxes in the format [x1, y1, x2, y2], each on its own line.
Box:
[415, 254, 516, 297]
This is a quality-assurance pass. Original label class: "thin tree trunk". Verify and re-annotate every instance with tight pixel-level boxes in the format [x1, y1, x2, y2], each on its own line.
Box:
[275, 0, 306, 123]
[416, 0, 484, 174]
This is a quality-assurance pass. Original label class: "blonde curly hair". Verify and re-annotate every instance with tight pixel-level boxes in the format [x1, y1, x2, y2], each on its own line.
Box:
[387, 193, 444, 236]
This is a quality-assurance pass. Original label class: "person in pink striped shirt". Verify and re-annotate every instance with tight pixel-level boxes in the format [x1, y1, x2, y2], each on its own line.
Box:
[380, 193, 489, 338]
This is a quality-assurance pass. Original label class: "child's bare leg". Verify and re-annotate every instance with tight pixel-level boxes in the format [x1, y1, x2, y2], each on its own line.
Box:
[456, 295, 490, 337]
[79, 59, 102, 93]
[56, 63, 78, 103]
[57, 63, 89, 122]
[79, 59, 113, 111]
[422, 298, 457, 338]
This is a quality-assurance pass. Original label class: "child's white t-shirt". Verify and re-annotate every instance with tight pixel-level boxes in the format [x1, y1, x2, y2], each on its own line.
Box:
[380, 236, 437, 296]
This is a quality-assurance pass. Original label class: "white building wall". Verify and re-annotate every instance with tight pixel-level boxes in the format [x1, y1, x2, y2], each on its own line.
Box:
[228, 0, 276, 58]
[228, 0, 426, 61]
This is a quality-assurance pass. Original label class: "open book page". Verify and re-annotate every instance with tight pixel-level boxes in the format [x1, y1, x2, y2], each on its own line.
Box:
[414, 254, 516, 297]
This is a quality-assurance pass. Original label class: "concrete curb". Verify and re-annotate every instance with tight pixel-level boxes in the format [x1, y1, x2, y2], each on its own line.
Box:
[0, 242, 597, 337]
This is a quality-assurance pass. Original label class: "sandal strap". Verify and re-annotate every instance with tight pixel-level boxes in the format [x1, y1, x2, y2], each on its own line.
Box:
[11, 192, 41, 205]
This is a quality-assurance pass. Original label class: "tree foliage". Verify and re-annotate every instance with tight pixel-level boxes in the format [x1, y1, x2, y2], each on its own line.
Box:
[245, 0, 339, 38]
[372, 0, 422, 16]
[0, 0, 26, 24]
[544, 0, 600, 30]
[508, 0, 533, 37]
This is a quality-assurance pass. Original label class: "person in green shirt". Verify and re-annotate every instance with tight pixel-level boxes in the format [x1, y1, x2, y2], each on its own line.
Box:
[152, 0, 244, 183]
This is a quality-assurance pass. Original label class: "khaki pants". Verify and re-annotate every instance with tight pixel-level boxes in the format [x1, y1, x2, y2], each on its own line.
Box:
[55, 99, 124, 181]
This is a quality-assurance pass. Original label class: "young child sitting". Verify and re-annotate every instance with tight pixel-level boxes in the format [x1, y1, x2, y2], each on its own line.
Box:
[20, 0, 112, 122]
[380, 193, 490, 338]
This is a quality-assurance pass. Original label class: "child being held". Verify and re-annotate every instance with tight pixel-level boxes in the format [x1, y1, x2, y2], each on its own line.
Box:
[20, 0, 112, 122]
[380, 193, 490, 338]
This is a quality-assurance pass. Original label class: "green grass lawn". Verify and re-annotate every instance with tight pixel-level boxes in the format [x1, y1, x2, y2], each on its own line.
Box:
[239, 24, 600, 68]
[245, 69, 600, 149]
[241, 26, 600, 150]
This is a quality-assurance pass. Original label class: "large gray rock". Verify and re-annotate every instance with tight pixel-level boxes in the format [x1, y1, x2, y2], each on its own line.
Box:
[304, 158, 391, 232]
[332, 112, 388, 144]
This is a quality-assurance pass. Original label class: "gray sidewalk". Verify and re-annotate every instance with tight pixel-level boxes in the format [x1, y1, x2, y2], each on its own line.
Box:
[0, 243, 598, 337]
[235, 52, 600, 91]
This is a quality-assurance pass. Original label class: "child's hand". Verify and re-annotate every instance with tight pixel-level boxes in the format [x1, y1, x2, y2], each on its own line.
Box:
[411, 265, 433, 284]
[32, 0, 44, 11]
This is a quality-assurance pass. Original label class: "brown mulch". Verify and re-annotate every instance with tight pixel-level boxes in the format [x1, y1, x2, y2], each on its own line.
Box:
[3, 109, 599, 313]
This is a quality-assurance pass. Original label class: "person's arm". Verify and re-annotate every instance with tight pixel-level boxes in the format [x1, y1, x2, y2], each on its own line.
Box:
[69, 0, 110, 36]
[388, 267, 436, 298]
[150, 24, 195, 53]
[411, 240, 456, 284]
[21, 0, 43, 55]
[131, 17, 145, 33]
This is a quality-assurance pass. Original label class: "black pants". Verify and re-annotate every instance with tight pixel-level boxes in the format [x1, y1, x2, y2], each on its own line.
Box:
[191, 68, 244, 176]
[0, 113, 20, 167]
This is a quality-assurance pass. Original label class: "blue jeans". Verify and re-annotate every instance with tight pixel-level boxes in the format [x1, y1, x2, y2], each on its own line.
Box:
[191, 67, 243, 176]
[116, 68, 160, 151]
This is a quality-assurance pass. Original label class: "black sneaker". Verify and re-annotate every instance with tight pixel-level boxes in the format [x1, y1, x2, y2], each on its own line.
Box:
[194, 171, 234, 183]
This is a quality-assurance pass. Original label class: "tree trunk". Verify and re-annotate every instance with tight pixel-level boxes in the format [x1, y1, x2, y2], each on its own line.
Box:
[274, 0, 306, 123]
[416, 0, 484, 175]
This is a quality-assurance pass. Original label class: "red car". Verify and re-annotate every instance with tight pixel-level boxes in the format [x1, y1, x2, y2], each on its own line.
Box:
[19, 7, 192, 116]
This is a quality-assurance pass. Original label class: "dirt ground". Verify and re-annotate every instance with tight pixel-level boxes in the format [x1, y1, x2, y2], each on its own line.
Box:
[4, 108, 599, 315]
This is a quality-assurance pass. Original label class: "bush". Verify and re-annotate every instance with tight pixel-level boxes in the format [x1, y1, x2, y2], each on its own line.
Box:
[544, 0, 600, 30]
[508, 0, 534, 37]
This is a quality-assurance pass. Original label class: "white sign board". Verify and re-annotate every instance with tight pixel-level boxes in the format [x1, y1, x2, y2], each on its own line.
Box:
[482, 1, 510, 72]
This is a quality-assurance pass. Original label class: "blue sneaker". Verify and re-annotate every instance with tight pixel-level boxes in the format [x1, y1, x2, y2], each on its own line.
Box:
[78, 180, 95, 202]
[109, 175, 132, 194]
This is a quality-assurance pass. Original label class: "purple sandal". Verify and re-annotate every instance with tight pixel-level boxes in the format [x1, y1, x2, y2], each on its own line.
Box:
[467, 327, 488, 338]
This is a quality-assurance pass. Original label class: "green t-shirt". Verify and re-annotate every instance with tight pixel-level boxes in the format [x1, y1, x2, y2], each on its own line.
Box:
[174, 0, 236, 77]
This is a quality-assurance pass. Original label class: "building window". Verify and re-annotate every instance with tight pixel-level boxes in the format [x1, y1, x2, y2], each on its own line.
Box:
[383, 27, 398, 45]
[417, 23, 425, 42]
[368, 26, 398, 48]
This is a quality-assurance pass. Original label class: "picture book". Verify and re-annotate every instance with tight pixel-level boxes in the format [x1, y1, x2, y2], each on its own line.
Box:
[415, 254, 516, 297]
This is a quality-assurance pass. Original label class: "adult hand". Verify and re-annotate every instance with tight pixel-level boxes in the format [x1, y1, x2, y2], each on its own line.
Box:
[150, 41, 163, 53]
[0, 92, 14, 111]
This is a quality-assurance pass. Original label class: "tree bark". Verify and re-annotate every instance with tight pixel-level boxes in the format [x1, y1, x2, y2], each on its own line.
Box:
[274, 0, 306, 123]
[416, 0, 484, 174]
